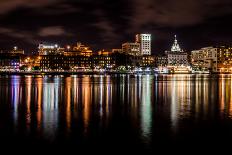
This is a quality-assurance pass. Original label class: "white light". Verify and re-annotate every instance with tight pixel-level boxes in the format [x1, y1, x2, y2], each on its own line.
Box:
[42, 45, 55, 49]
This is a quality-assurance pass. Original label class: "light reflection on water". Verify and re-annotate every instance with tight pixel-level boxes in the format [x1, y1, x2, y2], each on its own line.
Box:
[1, 74, 232, 147]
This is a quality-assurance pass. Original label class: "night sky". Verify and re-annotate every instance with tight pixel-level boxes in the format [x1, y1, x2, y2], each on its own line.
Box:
[0, 0, 232, 54]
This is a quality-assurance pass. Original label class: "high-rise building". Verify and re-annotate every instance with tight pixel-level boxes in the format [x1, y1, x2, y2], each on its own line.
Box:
[135, 34, 151, 55]
[122, 42, 140, 56]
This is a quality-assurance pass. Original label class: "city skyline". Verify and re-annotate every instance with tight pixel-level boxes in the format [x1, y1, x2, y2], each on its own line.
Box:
[0, 34, 231, 55]
[1, 1, 232, 153]
[0, 0, 231, 54]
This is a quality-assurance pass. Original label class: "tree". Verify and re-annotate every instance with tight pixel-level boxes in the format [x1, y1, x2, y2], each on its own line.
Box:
[19, 65, 27, 70]
[33, 66, 40, 71]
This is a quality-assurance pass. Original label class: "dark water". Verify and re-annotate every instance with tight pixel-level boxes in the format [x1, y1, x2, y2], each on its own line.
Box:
[0, 74, 232, 153]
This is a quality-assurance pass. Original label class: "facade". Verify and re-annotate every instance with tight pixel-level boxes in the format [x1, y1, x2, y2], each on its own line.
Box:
[130, 55, 155, 68]
[217, 46, 232, 72]
[155, 56, 168, 67]
[135, 34, 151, 55]
[0, 53, 21, 71]
[122, 42, 140, 56]
[165, 35, 190, 73]
[93, 50, 116, 69]
[73, 42, 93, 57]
[112, 49, 123, 54]
[166, 35, 188, 67]
[38, 43, 64, 55]
[191, 47, 217, 72]
[11, 46, 24, 55]
[191, 46, 232, 73]
[40, 55, 92, 71]
[39, 42, 93, 71]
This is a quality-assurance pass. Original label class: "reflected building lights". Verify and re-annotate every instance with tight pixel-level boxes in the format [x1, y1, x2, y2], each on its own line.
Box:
[73, 76, 79, 109]
[83, 76, 91, 133]
[220, 75, 225, 115]
[11, 76, 20, 128]
[229, 75, 232, 118]
[26, 76, 32, 131]
[37, 77, 42, 131]
[120, 75, 125, 104]
[171, 76, 178, 130]
[99, 75, 103, 116]
[66, 77, 71, 133]
[3, 74, 232, 146]
[141, 75, 152, 140]
[203, 77, 209, 118]
[42, 76, 58, 140]
[105, 75, 111, 118]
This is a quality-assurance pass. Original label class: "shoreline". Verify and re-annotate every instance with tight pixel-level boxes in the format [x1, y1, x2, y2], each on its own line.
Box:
[0, 71, 230, 75]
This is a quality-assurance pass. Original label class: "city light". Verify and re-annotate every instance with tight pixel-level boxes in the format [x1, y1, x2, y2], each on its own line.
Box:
[0, 35, 231, 74]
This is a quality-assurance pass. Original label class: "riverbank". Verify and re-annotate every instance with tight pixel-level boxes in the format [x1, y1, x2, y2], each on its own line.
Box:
[0, 71, 229, 75]
[0, 71, 134, 75]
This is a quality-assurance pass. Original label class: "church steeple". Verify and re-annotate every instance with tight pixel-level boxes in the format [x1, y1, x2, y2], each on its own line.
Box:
[171, 35, 181, 52]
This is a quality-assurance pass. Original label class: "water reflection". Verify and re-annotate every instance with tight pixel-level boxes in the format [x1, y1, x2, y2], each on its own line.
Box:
[141, 75, 152, 141]
[1, 74, 232, 145]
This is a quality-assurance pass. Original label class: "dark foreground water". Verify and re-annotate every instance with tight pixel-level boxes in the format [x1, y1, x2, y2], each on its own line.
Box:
[0, 74, 232, 153]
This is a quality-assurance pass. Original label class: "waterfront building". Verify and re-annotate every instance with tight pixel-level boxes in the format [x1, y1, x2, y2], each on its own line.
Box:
[154, 55, 168, 73]
[93, 50, 116, 69]
[122, 42, 140, 56]
[155, 55, 168, 67]
[38, 43, 64, 55]
[165, 35, 190, 73]
[135, 34, 151, 55]
[112, 49, 123, 54]
[72, 42, 93, 57]
[191, 46, 232, 73]
[40, 54, 92, 71]
[0, 47, 26, 71]
[191, 47, 217, 72]
[0, 53, 21, 71]
[39, 42, 93, 71]
[113, 52, 133, 68]
[131, 55, 155, 68]
[11, 46, 25, 55]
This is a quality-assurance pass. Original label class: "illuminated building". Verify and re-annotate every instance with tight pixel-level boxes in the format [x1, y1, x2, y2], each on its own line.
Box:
[131, 55, 155, 67]
[135, 34, 151, 55]
[40, 54, 92, 71]
[93, 50, 116, 69]
[191, 47, 217, 72]
[64, 43, 92, 57]
[72, 42, 93, 57]
[39, 42, 93, 71]
[0, 47, 26, 71]
[166, 35, 188, 66]
[155, 55, 168, 67]
[112, 49, 123, 54]
[97, 49, 112, 56]
[191, 46, 232, 73]
[122, 42, 140, 56]
[38, 43, 64, 55]
[0, 53, 20, 71]
[165, 35, 190, 73]
[11, 46, 25, 55]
